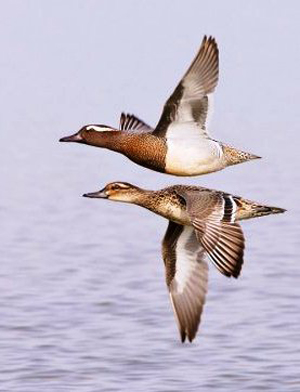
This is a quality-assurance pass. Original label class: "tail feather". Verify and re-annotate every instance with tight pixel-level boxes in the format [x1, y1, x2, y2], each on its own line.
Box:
[222, 144, 261, 166]
[254, 205, 286, 217]
[234, 198, 286, 221]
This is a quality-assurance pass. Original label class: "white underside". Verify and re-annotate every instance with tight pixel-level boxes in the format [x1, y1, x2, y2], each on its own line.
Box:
[175, 227, 196, 293]
[165, 122, 223, 176]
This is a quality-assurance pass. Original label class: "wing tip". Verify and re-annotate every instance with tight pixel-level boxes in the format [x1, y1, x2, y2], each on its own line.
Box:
[202, 35, 218, 51]
[187, 330, 197, 343]
[180, 330, 186, 343]
[180, 329, 198, 343]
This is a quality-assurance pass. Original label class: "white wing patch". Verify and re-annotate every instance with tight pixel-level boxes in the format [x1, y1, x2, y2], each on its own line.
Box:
[174, 227, 196, 293]
[205, 93, 214, 131]
[168, 225, 208, 342]
[227, 196, 237, 223]
[173, 226, 207, 293]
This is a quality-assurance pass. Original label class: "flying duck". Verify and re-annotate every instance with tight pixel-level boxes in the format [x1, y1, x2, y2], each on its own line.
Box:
[60, 36, 260, 176]
[83, 182, 285, 342]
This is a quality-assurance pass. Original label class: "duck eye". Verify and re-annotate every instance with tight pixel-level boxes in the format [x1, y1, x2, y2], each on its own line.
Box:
[111, 184, 121, 190]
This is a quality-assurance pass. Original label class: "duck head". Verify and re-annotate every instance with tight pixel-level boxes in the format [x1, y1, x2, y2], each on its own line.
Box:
[59, 124, 116, 144]
[83, 182, 142, 203]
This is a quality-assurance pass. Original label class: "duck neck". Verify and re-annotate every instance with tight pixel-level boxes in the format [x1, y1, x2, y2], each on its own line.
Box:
[131, 190, 161, 213]
[84, 131, 126, 152]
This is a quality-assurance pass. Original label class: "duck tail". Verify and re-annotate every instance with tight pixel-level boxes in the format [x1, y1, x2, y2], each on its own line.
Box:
[235, 197, 286, 220]
[222, 144, 261, 166]
[252, 205, 286, 218]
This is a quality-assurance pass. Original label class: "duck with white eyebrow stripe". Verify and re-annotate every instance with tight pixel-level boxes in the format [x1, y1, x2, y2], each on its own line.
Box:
[82, 182, 285, 342]
[60, 36, 260, 176]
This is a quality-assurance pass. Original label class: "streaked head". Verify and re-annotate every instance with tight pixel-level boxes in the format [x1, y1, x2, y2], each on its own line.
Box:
[59, 124, 116, 143]
[83, 182, 142, 203]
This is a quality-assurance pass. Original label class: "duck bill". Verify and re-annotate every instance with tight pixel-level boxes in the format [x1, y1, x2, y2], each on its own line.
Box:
[59, 132, 83, 143]
[82, 189, 108, 199]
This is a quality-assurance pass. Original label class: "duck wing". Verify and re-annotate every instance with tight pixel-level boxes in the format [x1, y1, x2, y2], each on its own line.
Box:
[153, 36, 219, 138]
[162, 221, 208, 343]
[175, 188, 245, 278]
[119, 113, 153, 133]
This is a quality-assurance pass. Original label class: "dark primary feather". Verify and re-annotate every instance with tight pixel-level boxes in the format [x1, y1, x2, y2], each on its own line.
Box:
[119, 113, 153, 133]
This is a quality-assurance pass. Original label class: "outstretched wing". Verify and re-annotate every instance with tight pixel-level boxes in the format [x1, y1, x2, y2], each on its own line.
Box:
[162, 221, 208, 343]
[153, 36, 219, 138]
[119, 113, 153, 133]
[176, 189, 245, 278]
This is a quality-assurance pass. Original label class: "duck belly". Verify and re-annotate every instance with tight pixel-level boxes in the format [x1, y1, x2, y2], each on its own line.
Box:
[165, 136, 223, 176]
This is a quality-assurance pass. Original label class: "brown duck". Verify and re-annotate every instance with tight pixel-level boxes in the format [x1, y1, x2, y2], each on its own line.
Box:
[60, 36, 260, 176]
[83, 182, 285, 342]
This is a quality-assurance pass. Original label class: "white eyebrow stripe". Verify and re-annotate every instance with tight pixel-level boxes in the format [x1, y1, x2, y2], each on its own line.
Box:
[86, 125, 111, 132]
[114, 182, 130, 189]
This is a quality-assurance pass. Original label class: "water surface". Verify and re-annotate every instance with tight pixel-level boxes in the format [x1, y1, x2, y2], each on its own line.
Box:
[1, 1, 299, 391]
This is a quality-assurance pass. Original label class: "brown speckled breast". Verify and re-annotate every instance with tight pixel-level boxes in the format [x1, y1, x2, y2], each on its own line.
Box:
[119, 133, 167, 173]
